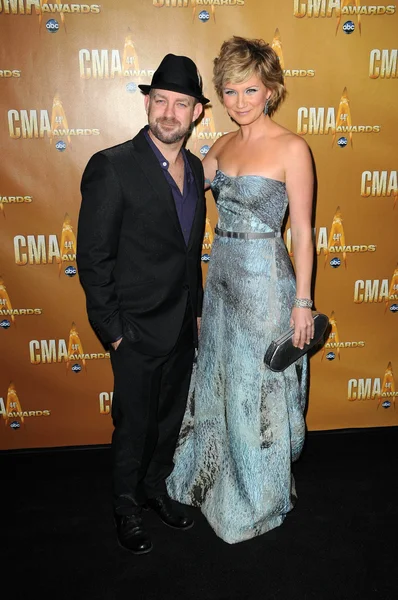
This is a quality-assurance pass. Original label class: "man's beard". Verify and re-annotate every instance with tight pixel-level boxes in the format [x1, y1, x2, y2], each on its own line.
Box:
[148, 117, 189, 144]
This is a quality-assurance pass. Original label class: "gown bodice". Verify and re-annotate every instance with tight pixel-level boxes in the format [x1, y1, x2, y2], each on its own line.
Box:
[211, 170, 288, 233]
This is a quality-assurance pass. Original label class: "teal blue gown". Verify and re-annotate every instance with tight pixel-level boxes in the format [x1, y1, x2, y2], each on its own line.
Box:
[167, 171, 308, 544]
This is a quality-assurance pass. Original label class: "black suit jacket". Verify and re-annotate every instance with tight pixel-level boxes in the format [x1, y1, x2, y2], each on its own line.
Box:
[76, 128, 206, 356]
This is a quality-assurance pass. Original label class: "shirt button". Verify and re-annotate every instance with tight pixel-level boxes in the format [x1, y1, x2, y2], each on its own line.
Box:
[162, 161, 167, 167]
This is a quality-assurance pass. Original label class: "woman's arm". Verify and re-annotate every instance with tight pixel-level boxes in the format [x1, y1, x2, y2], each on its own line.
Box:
[202, 141, 219, 190]
[201, 132, 234, 189]
[285, 135, 315, 349]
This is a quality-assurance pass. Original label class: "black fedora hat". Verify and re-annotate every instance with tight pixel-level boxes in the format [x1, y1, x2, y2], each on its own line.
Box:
[138, 54, 210, 105]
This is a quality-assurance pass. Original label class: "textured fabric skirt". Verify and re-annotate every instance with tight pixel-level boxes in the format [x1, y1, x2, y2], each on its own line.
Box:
[167, 235, 308, 544]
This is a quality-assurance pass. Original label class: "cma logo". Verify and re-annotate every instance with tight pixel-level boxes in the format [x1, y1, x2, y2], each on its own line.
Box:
[7, 109, 100, 139]
[14, 213, 77, 269]
[14, 235, 75, 265]
[348, 379, 389, 400]
[293, 1, 396, 18]
[28, 339, 110, 365]
[7, 94, 100, 140]
[0, 2, 101, 14]
[361, 170, 397, 206]
[348, 363, 396, 408]
[297, 87, 380, 146]
[354, 277, 398, 304]
[297, 108, 380, 136]
[29, 339, 71, 364]
[361, 170, 397, 196]
[8, 109, 53, 138]
[79, 50, 155, 80]
[369, 49, 397, 79]
[15, 234, 62, 265]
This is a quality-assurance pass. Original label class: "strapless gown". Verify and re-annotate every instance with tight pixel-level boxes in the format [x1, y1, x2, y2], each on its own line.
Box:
[167, 170, 308, 544]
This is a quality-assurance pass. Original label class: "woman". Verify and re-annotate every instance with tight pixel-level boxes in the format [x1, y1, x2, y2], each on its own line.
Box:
[167, 37, 314, 544]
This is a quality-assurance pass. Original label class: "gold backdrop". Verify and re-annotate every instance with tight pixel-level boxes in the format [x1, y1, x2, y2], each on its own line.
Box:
[1, 0, 397, 450]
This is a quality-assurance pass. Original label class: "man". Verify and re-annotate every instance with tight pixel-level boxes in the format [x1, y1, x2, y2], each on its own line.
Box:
[77, 54, 209, 555]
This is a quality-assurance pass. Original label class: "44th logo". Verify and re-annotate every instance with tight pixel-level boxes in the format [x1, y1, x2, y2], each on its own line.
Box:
[293, 1, 396, 35]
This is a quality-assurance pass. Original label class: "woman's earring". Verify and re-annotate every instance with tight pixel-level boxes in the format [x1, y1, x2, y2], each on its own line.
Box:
[263, 98, 270, 116]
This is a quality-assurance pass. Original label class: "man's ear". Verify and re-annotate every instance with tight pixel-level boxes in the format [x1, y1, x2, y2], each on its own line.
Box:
[192, 102, 204, 122]
[144, 94, 150, 114]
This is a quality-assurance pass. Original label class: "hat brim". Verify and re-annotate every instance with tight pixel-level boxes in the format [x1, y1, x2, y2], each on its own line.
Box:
[138, 83, 210, 105]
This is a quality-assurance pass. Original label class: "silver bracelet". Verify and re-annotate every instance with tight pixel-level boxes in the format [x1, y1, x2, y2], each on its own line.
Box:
[294, 297, 313, 309]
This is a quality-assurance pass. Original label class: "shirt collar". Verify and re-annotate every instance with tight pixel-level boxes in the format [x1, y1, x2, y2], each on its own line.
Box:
[143, 125, 193, 181]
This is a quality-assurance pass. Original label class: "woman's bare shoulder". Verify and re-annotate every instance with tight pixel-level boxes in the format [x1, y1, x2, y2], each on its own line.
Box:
[210, 130, 238, 155]
[273, 124, 309, 153]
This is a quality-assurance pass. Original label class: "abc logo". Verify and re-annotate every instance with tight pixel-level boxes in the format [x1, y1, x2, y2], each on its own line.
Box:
[10, 421, 21, 429]
[330, 257, 341, 268]
[200, 145, 210, 155]
[201, 254, 210, 263]
[126, 82, 138, 93]
[326, 352, 336, 361]
[65, 266, 77, 277]
[72, 363, 82, 373]
[390, 304, 398, 313]
[46, 19, 59, 33]
[199, 10, 210, 22]
[337, 137, 348, 147]
[343, 21, 355, 34]
[56, 141, 66, 152]
[0, 319, 11, 329]
[382, 400, 391, 409]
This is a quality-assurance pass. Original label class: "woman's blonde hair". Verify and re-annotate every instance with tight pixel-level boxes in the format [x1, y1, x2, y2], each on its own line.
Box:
[213, 36, 286, 117]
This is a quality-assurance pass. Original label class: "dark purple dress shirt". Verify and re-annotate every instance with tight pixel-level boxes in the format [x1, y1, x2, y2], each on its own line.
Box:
[143, 126, 197, 246]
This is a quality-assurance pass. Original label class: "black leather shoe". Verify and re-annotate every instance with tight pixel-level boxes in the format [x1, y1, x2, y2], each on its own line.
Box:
[146, 494, 194, 530]
[114, 511, 153, 555]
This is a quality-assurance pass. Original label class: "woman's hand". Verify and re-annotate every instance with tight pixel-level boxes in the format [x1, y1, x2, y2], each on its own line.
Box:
[290, 307, 314, 349]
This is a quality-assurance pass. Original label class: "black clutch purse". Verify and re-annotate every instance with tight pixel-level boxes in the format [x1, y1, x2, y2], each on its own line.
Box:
[264, 312, 329, 372]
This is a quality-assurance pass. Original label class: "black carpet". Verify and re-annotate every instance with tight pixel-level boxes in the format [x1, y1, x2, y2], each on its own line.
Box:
[3, 427, 398, 600]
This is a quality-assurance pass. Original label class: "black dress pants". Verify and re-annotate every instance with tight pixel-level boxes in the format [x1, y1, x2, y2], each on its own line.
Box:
[110, 302, 194, 516]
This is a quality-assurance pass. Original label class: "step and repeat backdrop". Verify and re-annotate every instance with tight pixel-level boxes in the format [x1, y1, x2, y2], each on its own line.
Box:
[0, 0, 397, 450]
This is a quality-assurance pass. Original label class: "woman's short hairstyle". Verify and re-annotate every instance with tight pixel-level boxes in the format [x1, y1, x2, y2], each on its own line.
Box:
[213, 36, 286, 117]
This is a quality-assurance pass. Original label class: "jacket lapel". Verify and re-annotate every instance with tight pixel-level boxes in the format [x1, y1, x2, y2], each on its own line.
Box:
[130, 129, 185, 244]
[185, 149, 204, 251]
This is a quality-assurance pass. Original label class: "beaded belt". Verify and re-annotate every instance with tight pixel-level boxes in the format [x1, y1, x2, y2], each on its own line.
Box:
[215, 226, 281, 240]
